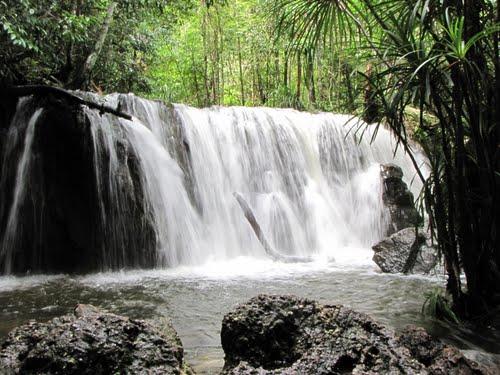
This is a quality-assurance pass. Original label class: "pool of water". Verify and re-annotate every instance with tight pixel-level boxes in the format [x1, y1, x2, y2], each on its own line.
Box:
[1, 257, 499, 373]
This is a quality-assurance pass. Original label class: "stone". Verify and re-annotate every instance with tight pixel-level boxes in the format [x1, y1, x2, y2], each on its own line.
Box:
[397, 326, 489, 375]
[0, 94, 157, 274]
[381, 163, 421, 235]
[0, 304, 191, 374]
[372, 227, 438, 274]
[221, 295, 491, 374]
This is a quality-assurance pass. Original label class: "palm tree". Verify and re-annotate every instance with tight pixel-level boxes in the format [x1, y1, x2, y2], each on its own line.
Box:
[271, 0, 500, 319]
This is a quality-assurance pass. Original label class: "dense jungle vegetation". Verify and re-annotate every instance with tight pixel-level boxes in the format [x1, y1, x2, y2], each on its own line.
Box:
[1, 0, 499, 320]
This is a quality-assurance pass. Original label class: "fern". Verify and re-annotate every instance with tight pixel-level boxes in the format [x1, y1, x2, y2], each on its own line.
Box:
[422, 288, 460, 325]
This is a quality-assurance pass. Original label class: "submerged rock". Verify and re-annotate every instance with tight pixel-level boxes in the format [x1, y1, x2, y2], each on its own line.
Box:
[0, 304, 191, 374]
[372, 227, 438, 274]
[221, 295, 488, 374]
[381, 163, 421, 235]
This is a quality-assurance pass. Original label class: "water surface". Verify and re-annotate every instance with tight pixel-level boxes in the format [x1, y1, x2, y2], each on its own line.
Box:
[1, 258, 499, 373]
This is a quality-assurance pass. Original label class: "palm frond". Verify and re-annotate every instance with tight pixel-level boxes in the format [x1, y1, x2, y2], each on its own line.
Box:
[271, 0, 358, 54]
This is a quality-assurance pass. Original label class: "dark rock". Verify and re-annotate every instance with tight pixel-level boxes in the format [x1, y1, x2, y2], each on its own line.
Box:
[374, 164, 436, 275]
[0, 94, 157, 274]
[372, 227, 438, 274]
[0, 304, 191, 375]
[221, 295, 489, 374]
[381, 164, 421, 235]
[397, 326, 489, 374]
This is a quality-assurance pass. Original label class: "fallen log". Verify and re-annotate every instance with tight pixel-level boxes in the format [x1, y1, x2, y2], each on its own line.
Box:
[0, 85, 132, 121]
[233, 192, 312, 263]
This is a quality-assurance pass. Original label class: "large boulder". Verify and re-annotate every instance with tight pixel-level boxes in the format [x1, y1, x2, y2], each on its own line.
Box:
[0, 93, 157, 274]
[372, 227, 438, 274]
[0, 304, 191, 375]
[221, 295, 488, 374]
[381, 164, 421, 235]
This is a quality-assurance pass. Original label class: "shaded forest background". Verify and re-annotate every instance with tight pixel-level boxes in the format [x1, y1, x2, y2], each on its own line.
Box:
[0, 0, 366, 112]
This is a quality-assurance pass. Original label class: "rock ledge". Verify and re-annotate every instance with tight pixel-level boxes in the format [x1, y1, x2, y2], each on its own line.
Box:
[0, 304, 190, 375]
[221, 295, 489, 374]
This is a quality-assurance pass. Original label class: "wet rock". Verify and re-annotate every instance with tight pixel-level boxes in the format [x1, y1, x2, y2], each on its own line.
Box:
[397, 326, 489, 374]
[0, 94, 157, 274]
[372, 227, 438, 274]
[0, 304, 191, 374]
[221, 295, 488, 374]
[381, 163, 421, 235]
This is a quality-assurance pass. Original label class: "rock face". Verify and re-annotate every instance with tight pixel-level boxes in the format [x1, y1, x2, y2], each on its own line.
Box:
[221, 295, 488, 374]
[372, 227, 438, 274]
[373, 164, 435, 274]
[0, 304, 190, 375]
[0, 94, 157, 274]
[397, 326, 490, 375]
[381, 163, 421, 235]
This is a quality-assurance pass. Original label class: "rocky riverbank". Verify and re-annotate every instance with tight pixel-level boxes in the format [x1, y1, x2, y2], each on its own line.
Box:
[0, 304, 192, 374]
[1, 296, 492, 374]
[221, 295, 490, 374]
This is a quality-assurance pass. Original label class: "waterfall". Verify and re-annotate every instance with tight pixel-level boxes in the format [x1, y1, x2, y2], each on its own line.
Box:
[0, 99, 43, 274]
[0, 94, 426, 274]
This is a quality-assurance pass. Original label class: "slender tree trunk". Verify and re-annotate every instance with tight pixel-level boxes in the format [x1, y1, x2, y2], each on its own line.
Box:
[202, 12, 210, 106]
[237, 36, 245, 105]
[70, 1, 117, 89]
[283, 52, 289, 88]
[305, 50, 316, 105]
[191, 51, 202, 107]
[296, 53, 302, 106]
[343, 62, 355, 112]
[215, 6, 224, 104]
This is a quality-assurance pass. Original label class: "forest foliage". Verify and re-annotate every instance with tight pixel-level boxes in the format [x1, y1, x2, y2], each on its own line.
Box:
[1, 0, 499, 319]
[0, 0, 367, 112]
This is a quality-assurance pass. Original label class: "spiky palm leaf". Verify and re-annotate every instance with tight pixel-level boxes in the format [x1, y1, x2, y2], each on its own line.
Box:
[271, 0, 358, 53]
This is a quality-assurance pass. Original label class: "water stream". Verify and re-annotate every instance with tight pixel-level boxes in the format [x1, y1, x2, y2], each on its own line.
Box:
[1, 263, 499, 373]
[0, 95, 498, 372]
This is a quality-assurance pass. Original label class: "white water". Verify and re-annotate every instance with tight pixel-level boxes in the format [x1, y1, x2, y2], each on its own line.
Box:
[2, 97, 498, 373]
[0, 94, 427, 272]
[91, 95, 426, 268]
[0, 104, 43, 274]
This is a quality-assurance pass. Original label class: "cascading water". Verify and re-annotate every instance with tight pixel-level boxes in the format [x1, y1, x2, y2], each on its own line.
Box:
[3, 95, 499, 373]
[0, 99, 43, 274]
[0, 93, 426, 274]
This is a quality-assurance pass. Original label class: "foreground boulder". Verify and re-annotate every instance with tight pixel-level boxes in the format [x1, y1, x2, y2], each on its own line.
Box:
[221, 295, 488, 374]
[397, 326, 491, 374]
[0, 304, 191, 374]
[372, 227, 438, 274]
[381, 163, 421, 235]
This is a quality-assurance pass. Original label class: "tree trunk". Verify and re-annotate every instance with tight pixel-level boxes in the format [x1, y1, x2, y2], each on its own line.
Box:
[306, 50, 316, 105]
[296, 53, 302, 107]
[70, 1, 117, 90]
[237, 36, 245, 105]
[343, 62, 355, 112]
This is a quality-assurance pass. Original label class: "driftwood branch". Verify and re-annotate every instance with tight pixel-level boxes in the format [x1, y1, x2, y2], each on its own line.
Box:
[234, 192, 312, 263]
[1, 85, 132, 121]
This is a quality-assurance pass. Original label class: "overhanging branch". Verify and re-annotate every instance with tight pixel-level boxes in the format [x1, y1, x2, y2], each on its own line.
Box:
[1, 85, 132, 121]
